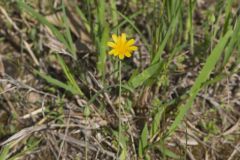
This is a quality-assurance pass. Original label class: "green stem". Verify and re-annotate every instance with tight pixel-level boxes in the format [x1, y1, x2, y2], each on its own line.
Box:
[118, 59, 122, 154]
[185, 120, 188, 159]
[85, 116, 88, 160]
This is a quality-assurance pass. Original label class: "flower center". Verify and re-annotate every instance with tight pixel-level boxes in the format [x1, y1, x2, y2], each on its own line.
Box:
[118, 40, 127, 54]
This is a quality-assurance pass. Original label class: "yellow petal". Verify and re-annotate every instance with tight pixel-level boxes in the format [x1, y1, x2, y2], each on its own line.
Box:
[107, 42, 116, 48]
[121, 33, 126, 43]
[112, 34, 118, 42]
[113, 51, 119, 56]
[119, 54, 124, 60]
[125, 52, 131, 57]
[109, 49, 116, 55]
[129, 46, 138, 51]
[126, 39, 135, 46]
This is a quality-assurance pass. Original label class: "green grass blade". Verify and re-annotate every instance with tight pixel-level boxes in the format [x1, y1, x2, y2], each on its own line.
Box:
[128, 62, 160, 88]
[223, 0, 234, 34]
[159, 144, 180, 159]
[138, 123, 148, 158]
[112, 11, 142, 33]
[75, 6, 91, 33]
[167, 30, 233, 135]
[97, 0, 105, 28]
[35, 70, 79, 95]
[17, 1, 74, 58]
[151, 1, 182, 64]
[97, 25, 109, 77]
[185, 0, 196, 52]
[223, 18, 240, 65]
[95, 0, 109, 77]
[56, 55, 84, 96]
[0, 145, 10, 160]
[150, 105, 166, 137]
[151, 15, 179, 64]
[119, 148, 127, 160]
[61, 1, 77, 59]
[119, 130, 127, 160]
[116, 10, 150, 51]
[110, 0, 118, 26]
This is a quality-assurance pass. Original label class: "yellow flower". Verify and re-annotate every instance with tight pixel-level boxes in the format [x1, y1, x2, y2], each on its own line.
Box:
[107, 33, 138, 60]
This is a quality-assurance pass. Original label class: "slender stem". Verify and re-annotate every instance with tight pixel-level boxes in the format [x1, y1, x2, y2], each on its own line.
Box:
[85, 116, 88, 160]
[118, 59, 122, 154]
[185, 120, 187, 159]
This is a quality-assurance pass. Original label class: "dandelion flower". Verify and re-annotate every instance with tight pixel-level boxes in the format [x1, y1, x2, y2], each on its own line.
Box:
[107, 33, 138, 60]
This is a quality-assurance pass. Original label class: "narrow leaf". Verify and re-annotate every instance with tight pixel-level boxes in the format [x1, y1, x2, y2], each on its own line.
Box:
[167, 30, 233, 135]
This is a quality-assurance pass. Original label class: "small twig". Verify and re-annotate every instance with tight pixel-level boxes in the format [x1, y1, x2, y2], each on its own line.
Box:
[198, 93, 235, 124]
[227, 142, 240, 160]
[0, 125, 47, 146]
[21, 107, 46, 119]
[0, 6, 40, 66]
[53, 132, 116, 159]
[174, 135, 197, 160]
[23, 41, 40, 66]
[57, 106, 72, 160]
[0, 122, 107, 147]
[87, 71, 119, 117]
[222, 119, 240, 136]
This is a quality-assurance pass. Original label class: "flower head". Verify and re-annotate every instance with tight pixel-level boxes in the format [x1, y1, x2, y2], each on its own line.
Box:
[107, 33, 138, 60]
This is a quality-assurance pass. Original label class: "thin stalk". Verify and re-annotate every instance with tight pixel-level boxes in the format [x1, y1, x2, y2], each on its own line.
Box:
[185, 121, 188, 160]
[118, 60, 122, 155]
[85, 116, 88, 160]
